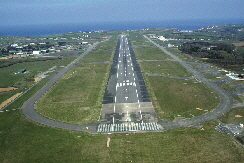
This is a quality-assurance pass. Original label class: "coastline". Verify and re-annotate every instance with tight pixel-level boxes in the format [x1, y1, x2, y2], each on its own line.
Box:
[1, 18, 244, 36]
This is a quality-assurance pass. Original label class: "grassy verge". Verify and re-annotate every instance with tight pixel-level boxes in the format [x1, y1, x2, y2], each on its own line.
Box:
[219, 107, 244, 124]
[205, 75, 220, 79]
[80, 36, 118, 63]
[36, 64, 109, 124]
[134, 46, 170, 60]
[220, 83, 238, 89]
[129, 32, 174, 55]
[145, 76, 219, 120]
[165, 47, 196, 62]
[128, 32, 152, 46]
[140, 61, 192, 77]
[233, 94, 244, 103]
[197, 69, 210, 73]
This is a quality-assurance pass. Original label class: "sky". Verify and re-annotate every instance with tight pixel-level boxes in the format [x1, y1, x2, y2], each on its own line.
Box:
[1, 0, 244, 26]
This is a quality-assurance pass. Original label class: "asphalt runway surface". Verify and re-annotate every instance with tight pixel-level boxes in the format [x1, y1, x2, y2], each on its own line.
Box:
[99, 35, 158, 132]
[102, 35, 151, 104]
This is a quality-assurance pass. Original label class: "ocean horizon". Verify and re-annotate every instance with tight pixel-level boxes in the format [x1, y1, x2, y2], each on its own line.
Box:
[1, 19, 244, 36]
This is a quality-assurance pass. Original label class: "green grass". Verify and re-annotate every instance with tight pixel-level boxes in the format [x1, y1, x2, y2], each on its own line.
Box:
[36, 64, 109, 124]
[205, 75, 219, 79]
[128, 32, 151, 46]
[220, 84, 238, 89]
[165, 47, 196, 62]
[233, 94, 244, 103]
[140, 61, 192, 77]
[129, 32, 220, 120]
[44, 71, 57, 76]
[145, 76, 219, 120]
[0, 55, 81, 106]
[3, 79, 49, 110]
[219, 107, 244, 125]
[0, 56, 79, 88]
[80, 36, 118, 63]
[1, 110, 244, 163]
[0, 89, 21, 104]
[134, 46, 170, 60]
[197, 69, 210, 73]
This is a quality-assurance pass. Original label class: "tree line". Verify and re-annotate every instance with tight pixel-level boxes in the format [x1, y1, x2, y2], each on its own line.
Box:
[179, 42, 243, 64]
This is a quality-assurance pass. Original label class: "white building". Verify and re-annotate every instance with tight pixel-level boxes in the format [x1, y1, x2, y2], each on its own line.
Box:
[33, 51, 41, 55]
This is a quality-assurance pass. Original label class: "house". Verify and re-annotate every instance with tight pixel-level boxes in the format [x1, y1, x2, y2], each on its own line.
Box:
[148, 34, 157, 39]
[33, 51, 41, 55]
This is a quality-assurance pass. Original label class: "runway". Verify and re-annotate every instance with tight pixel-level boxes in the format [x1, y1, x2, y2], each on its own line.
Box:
[98, 35, 158, 132]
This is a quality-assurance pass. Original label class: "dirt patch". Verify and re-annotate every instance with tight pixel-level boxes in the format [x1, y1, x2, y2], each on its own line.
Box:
[34, 77, 42, 82]
[0, 87, 18, 93]
[0, 92, 22, 109]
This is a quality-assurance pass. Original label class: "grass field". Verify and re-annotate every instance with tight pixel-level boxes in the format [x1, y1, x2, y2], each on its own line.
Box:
[145, 76, 219, 120]
[1, 110, 244, 162]
[0, 55, 80, 104]
[219, 106, 244, 124]
[165, 47, 196, 62]
[36, 64, 109, 124]
[80, 39, 117, 63]
[140, 61, 192, 77]
[128, 32, 152, 46]
[233, 94, 244, 103]
[0, 89, 21, 104]
[0, 57, 77, 88]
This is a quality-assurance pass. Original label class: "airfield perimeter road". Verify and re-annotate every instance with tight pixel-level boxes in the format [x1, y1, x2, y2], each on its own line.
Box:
[21, 41, 102, 132]
[144, 35, 233, 129]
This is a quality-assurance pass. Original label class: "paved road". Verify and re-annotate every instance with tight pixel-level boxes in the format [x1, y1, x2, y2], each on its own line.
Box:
[144, 35, 233, 129]
[21, 42, 101, 133]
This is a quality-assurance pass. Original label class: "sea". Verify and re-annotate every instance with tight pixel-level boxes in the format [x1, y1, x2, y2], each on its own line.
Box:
[1, 19, 244, 36]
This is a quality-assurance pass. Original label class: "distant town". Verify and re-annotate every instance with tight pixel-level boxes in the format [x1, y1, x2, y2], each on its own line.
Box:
[0, 30, 107, 59]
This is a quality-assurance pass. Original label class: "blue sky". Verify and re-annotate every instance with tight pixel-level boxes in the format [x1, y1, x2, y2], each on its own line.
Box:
[1, 0, 244, 26]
